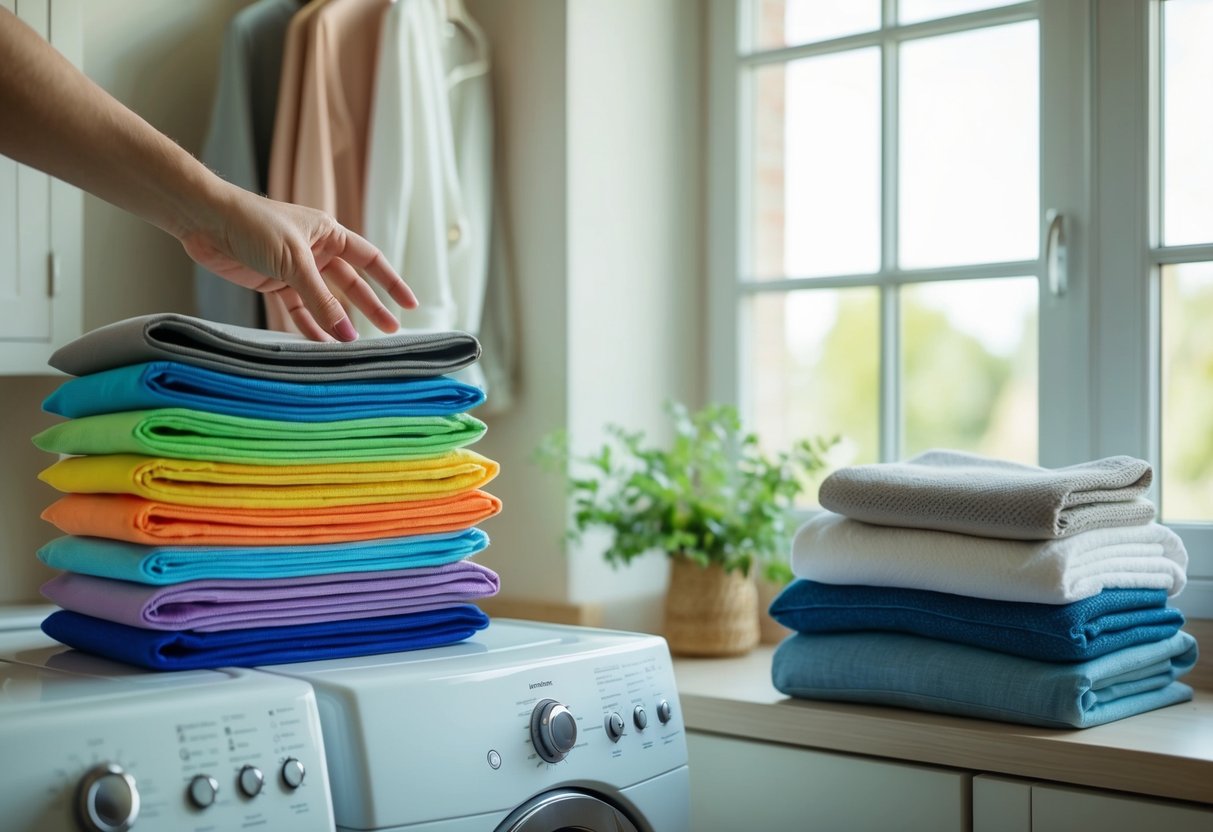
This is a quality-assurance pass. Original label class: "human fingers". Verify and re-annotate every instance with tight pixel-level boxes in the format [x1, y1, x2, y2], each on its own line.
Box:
[276, 250, 352, 341]
[322, 256, 400, 333]
[318, 229, 418, 310]
[276, 289, 335, 342]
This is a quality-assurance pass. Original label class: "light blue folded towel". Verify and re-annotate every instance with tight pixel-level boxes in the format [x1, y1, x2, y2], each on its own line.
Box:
[37, 529, 488, 584]
[43, 361, 485, 421]
[771, 629, 1197, 729]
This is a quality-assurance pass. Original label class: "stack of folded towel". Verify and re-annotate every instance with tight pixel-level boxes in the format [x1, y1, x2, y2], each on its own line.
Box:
[769, 451, 1198, 729]
[32, 313, 503, 670]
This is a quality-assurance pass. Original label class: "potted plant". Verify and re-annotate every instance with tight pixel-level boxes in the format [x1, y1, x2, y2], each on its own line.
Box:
[538, 402, 835, 657]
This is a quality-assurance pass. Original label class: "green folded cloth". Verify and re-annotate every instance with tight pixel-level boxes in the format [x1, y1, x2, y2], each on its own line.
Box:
[33, 409, 486, 464]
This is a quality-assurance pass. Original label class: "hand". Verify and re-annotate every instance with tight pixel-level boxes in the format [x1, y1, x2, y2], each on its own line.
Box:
[179, 185, 418, 341]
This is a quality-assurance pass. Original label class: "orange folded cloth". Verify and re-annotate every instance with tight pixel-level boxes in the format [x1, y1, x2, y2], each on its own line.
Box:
[41, 491, 502, 546]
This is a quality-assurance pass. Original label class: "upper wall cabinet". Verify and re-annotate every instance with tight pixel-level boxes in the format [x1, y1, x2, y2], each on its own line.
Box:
[0, 0, 82, 375]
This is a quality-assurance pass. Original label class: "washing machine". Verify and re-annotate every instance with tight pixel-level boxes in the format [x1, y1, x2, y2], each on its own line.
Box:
[0, 606, 336, 832]
[264, 619, 691, 831]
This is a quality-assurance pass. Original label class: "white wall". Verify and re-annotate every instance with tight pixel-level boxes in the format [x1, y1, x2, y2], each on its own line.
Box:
[472, 0, 705, 632]
[0, 0, 237, 602]
[565, 0, 704, 630]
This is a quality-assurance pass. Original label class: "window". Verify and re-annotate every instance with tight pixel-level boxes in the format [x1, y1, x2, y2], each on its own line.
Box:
[707, 0, 1212, 616]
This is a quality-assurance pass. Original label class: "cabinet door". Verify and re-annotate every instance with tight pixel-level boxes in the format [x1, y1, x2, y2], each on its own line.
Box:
[0, 0, 82, 373]
[687, 731, 971, 832]
[0, 0, 52, 340]
[1031, 783, 1213, 832]
[974, 774, 1213, 832]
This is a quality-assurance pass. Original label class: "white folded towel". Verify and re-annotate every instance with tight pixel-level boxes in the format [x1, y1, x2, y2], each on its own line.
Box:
[791, 512, 1188, 605]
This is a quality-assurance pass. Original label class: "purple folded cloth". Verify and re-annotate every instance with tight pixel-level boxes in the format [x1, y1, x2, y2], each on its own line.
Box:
[41, 560, 499, 632]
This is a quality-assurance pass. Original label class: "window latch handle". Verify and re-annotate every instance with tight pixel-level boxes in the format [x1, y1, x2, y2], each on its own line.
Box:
[1045, 209, 1068, 298]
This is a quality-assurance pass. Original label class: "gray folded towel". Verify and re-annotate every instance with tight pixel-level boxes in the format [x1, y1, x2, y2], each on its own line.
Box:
[818, 450, 1155, 540]
[49, 313, 481, 381]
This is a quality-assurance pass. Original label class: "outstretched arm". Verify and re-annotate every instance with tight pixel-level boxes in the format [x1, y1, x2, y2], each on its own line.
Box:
[0, 7, 416, 342]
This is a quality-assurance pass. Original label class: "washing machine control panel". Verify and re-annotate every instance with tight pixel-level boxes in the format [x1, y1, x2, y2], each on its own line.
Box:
[0, 658, 335, 832]
[289, 622, 688, 830]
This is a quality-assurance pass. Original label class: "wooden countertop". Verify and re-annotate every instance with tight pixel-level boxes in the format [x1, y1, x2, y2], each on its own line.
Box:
[673, 635, 1213, 807]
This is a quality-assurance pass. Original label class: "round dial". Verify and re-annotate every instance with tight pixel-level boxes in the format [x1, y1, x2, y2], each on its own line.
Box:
[187, 774, 219, 809]
[281, 758, 306, 790]
[657, 699, 673, 724]
[530, 699, 577, 763]
[238, 765, 264, 798]
[604, 712, 625, 743]
[76, 763, 140, 832]
[632, 705, 648, 731]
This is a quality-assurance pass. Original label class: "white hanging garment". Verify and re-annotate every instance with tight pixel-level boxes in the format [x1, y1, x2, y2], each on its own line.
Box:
[358, 0, 516, 410]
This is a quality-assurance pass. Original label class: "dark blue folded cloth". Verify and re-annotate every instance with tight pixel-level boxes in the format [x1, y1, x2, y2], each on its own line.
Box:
[41, 605, 489, 670]
[43, 361, 485, 421]
[769, 580, 1184, 662]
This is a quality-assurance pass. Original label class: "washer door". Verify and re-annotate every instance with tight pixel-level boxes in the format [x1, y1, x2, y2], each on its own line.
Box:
[495, 788, 641, 832]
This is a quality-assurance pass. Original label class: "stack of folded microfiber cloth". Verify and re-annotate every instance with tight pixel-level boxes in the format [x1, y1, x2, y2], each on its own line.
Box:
[32, 313, 503, 670]
[769, 451, 1198, 729]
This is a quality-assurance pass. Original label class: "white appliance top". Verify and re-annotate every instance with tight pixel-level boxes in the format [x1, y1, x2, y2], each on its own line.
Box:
[268, 618, 667, 684]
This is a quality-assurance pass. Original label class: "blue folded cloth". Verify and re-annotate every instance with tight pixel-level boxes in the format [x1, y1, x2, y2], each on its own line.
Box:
[37, 530, 489, 584]
[43, 361, 485, 421]
[41, 606, 490, 670]
[771, 629, 1197, 729]
[769, 580, 1185, 662]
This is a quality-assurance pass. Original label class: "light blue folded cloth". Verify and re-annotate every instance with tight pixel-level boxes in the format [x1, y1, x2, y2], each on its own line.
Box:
[37, 529, 488, 584]
[771, 629, 1197, 729]
[43, 361, 485, 421]
[769, 580, 1185, 662]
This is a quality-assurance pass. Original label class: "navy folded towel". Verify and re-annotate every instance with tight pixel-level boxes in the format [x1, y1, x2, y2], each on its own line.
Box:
[769, 581, 1185, 662]
[40, 605, 490, 670]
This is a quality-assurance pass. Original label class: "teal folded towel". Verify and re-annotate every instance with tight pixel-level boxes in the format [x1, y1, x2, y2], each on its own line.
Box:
[769, 581, 1185, 662]
[43, 361, 485, 421]
[33, 409, 486, 464]
[37, 530, 488, 584]
[771, 629, 1197, 729]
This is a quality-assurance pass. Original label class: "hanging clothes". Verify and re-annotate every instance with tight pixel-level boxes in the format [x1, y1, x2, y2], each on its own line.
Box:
[264, 0, 389, 332]
[193, 0, 297, 328]
[357, 0, 516, 411]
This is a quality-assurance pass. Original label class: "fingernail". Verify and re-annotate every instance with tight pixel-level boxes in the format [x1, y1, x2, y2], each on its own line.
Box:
[333, 318, 358, 342]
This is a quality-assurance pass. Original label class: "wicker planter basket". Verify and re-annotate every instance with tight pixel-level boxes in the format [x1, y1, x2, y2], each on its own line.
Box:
[662, 554, 759, 657]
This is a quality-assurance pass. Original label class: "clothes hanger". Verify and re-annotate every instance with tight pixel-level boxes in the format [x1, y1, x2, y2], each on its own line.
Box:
[444, 0, 489, 89]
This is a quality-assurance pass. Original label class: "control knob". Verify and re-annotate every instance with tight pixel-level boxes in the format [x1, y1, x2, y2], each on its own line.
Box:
[657, 699, 673, 724]
[604, 711, 625, 743]
[187, 774, 219, 809]
[76, 763, 140, 832]
[238, 765, 264, 798]
[530, 698, 577, 763]
[281, 757, 306, 789]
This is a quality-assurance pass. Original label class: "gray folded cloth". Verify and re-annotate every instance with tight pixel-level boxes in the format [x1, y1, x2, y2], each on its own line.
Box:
[818, 450, 1155, 540]
[49, 313, 481, 381]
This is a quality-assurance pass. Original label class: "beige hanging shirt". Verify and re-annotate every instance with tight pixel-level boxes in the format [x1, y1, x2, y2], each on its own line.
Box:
[266, 0, 389, 331]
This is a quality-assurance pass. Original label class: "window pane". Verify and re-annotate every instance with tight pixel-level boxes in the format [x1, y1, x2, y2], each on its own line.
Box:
[745, 288, 879, 504]
[901, 277, 1038, 462]
[1162, 0, 1213, 247]
[749, 49, 881, 280]
[749, 0, 880, 51]
[899, 0, 1016, 25]
[1161, 263, 1213, 522]
[899, 22, 1039, 269]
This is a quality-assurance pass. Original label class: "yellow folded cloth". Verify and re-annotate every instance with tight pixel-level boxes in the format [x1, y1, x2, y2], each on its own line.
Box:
[39, 450, 499, 509]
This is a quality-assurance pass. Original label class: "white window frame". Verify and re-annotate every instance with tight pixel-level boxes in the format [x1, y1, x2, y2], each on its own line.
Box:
[706, 0, 1211, 617]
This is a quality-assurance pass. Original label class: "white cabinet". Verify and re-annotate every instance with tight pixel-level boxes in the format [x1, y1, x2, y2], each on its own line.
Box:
[0, 0, 82, 374]
[974, 775, 1213, 832]
[687, 731, 971, 832]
